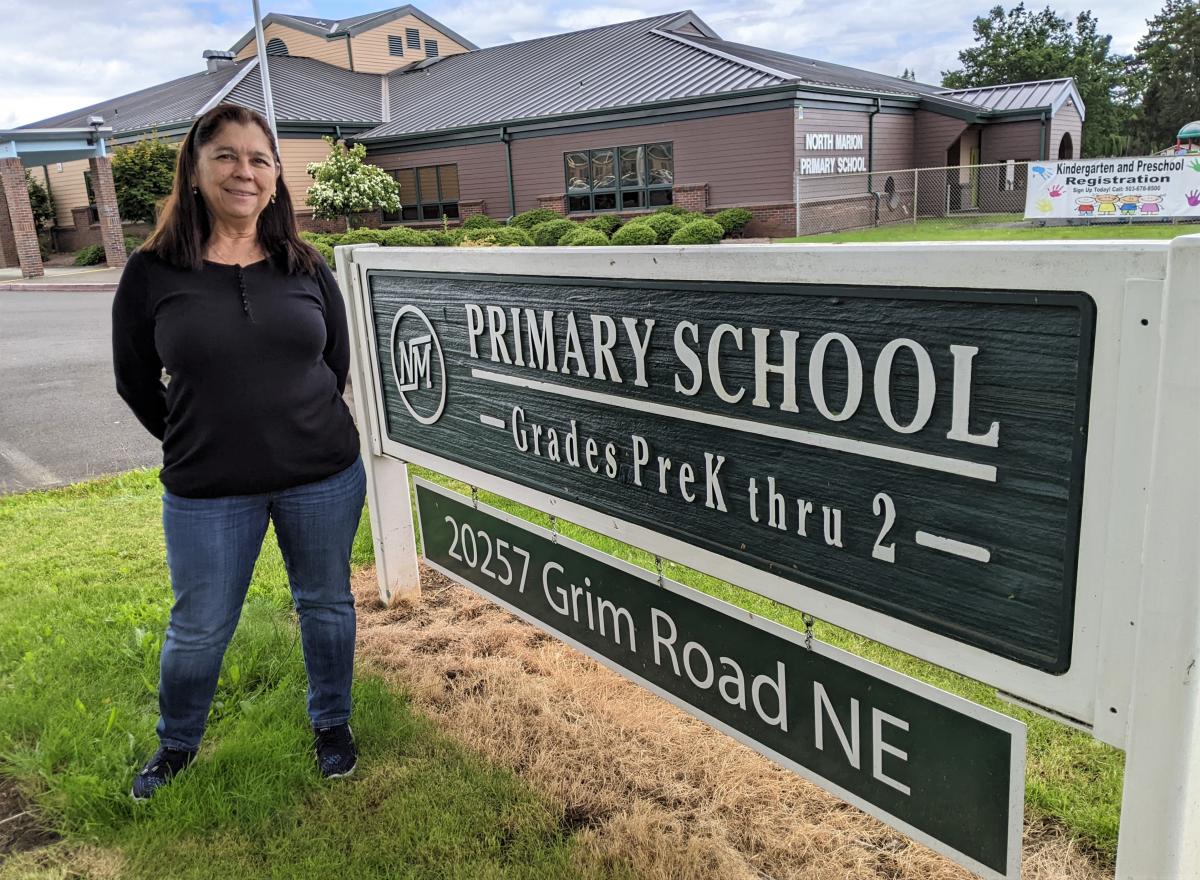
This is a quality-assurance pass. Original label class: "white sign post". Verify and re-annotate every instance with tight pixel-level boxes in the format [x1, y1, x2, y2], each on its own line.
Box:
[336, 236, 1200, 879]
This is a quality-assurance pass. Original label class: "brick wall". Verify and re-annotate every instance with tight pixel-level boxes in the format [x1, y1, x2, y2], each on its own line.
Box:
[536, 194, 567, 216]
[295, 209, 384, 233]
[0, 157, 44, 277]
[88, 156, 126, 269]
[0, 174, 18, 268]
[672, 183, 709, 212]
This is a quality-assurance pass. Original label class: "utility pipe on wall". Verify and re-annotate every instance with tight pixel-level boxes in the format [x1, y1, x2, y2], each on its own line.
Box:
[500, 127, 516, 220]
[868, 97, 881, 225]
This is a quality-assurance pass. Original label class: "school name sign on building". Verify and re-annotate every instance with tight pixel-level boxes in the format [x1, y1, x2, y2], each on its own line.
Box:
[1024, 155, 1200, 219]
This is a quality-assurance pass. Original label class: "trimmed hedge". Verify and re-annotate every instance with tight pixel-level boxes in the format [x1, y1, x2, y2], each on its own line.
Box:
[339, 227, 388, 245]
[382, 227, 434, 247]
[713, 207, 753, 235]
[610, 222, 658, 246]
[312, 241, 335, 266]
[641, 212, 685, 244]
[73, 244, 107, 266]
[531, 219, 578, 247]
[462, 226, 533, 247]
[583, 214, 623, 235]
[461, 214, 499, 230]
[563, 227, 609, 246]
[654, 205, 688, 216]
[668, 218, 724, 246]
[428, 229, 465, 247]
[510, 208, 561, 230]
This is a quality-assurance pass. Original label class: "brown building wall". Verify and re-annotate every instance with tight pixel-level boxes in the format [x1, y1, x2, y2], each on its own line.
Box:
[1049, 98, 1083, 159]
[350, 15, 470, 74]
[796, 106, 915, 173]
[235, 23, 350, 67]
[913, 109, 968, 169]
[980, 119, 1043, 164]
[45, 159, 90, 227]
[278, 137, 333, 208]
[509, 107, 796, 214]
[370, 140, 511, 219]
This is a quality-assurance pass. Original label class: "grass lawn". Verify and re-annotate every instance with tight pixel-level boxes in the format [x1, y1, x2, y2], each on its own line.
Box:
[0, 466, 1122, 875]
[778, 218, 1200, 243]
[0, 470, 628, 879]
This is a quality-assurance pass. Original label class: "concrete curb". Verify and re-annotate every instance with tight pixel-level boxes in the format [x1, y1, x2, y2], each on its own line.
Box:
[0, 283, 118, 292]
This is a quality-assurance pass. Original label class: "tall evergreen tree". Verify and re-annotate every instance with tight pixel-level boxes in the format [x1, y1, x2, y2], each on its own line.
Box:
[1130, 0, 1200, 152]
[941, 4, 1135, 157]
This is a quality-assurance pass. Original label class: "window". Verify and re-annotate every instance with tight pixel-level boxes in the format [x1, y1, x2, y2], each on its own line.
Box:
[565, 142, 673, 213]
[424, 38, 438, 57]
[388, 35, 404, 56]
[406, 28, 420, 48]
[386, 164, 460, 222]
[265, 37, 288, 56]
[1000, 160, 1028, 192]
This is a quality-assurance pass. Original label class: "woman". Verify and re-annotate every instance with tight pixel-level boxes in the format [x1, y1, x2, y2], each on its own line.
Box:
[112, 103, 365, 801]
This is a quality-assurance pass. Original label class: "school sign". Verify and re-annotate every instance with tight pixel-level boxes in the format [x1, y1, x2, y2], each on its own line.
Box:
[1024, 155, 1200, 220]
[338, 240, 1200, 880]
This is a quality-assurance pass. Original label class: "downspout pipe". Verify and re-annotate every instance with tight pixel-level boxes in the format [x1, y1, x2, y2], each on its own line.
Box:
[501, 127, 516, 220]
[1039, 110, 1048, 161]
[869, 97, 881, 224]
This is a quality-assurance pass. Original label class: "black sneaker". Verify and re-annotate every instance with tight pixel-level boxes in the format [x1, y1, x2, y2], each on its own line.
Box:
[131, 746, 197, 802]
[314, 723, 357, 779]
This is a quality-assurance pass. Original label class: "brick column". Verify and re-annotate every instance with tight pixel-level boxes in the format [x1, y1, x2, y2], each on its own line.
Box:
[89, 155, 126, 269]
[0, 157, 44, 278]
[457, 200, 487, 222]
[536, 194, 567, 216]
[672, 183, 709, 212]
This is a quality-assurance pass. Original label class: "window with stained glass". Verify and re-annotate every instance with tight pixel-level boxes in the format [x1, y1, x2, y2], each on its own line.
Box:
[564, 142, 672, 213]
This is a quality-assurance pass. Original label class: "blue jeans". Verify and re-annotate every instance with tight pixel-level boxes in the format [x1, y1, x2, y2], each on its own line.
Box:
[156, 457, 366, 752]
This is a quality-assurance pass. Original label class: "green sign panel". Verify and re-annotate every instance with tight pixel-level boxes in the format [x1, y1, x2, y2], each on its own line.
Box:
[415, 479, 1026, 879]
[368, 272, 1094, 672]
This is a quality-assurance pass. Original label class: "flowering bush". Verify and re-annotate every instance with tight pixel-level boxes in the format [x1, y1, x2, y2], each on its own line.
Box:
[305, 137, 400, 230]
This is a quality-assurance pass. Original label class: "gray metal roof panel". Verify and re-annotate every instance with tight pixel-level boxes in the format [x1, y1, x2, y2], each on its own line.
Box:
[225, 57, 384, 123]
[363, 13, 785, 140]
[939, 78, 1073, 112]
[20, 64, 245, 133]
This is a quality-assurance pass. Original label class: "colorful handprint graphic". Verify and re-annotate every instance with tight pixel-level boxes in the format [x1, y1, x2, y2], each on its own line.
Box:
[1036, 197, 1053, 213]
[1031, 166, 1053, 181]
[1188, 191, 1200, 207]
[1048, 185, 1064, 198]
[1191, 159, 1200, 173]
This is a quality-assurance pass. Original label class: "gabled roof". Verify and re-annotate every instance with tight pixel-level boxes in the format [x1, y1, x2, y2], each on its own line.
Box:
[360, 12, 791, 141]
[228, 5, 478, 54]
[226, 57, 384, 124]
[938, 78, 1085, 120]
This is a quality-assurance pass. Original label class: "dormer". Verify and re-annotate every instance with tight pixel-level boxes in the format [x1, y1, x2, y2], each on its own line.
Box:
[230, 5, 477, 74]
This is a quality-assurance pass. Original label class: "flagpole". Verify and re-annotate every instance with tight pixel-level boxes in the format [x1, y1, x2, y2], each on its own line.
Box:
[251, 0, 278, 139]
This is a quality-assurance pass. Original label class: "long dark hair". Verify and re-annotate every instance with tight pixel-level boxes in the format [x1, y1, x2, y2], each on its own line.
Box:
[144, 104, 320, 275]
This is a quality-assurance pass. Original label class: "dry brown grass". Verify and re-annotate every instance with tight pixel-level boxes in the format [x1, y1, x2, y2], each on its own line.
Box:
[355, 565, 1110, 880]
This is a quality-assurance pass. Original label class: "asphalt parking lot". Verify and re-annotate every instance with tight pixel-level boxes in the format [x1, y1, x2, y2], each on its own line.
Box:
[0, 290, 161, 495]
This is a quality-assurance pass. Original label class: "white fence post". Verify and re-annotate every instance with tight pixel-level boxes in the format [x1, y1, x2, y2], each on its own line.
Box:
[1115, 234, 1200, 878]
[334, 244, 421, 605]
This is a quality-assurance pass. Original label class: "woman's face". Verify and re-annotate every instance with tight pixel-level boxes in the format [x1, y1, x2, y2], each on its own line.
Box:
[194, 121, 279, 227]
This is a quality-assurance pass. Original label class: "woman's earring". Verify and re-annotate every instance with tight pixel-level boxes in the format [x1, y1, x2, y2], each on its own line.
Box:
[270, 192, 277, 205]
[192, 186, 199, 195]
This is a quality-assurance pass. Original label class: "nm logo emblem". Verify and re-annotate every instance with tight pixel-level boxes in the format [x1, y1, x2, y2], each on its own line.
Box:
[389, 305, 446, 425]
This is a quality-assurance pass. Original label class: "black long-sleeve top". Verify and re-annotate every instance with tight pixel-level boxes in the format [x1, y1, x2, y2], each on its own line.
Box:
[112, 249, 360, 498]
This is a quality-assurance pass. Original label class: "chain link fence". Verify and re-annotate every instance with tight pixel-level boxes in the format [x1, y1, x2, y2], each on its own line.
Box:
[794, 162, 1031, 237]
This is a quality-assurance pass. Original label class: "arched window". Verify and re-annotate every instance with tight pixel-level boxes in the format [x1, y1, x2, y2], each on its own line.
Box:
[266, 37, 288, 56]
[1057, 132, 1074, 160]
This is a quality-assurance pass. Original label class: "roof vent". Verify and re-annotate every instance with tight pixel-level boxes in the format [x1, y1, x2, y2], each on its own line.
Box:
[203, 50, 237, 73]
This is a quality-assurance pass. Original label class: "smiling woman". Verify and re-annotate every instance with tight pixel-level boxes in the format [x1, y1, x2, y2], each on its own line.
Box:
[111, 103, 367, 803]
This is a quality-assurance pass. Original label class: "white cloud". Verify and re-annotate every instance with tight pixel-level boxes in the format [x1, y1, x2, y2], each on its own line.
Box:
[0, 0, 1155, 131]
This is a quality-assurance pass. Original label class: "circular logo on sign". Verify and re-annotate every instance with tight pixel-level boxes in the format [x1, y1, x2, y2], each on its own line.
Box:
[388, 305, 447, 425]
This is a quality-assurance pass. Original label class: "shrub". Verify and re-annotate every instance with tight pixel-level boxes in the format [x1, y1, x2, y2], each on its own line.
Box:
[654, 205, 688, 216]
[564, 227, 609, 246]
[73, 244, 107, 266]
[713, 207, 753, 236]
[312, 241, 335, 266]
[429, 229, 465, 247]
[531, 219, 578, 246]
[583, 214, 623, 235]
[461, 214, 499, 230]
[610, 222, 658, 246]
[300, 231, 336, 248]
[382, 226, 434, 247]
[462, 226, 533, 247]
[25, 171, 54, 230]
[678, 211, 708, 225]
[510, 208, 560, 230]
[668, 218, 725, 246]
[111, 137, 177, 224]
[641, 212, 685, 244]
[123, 234, 145, 254]
[305, 137, 399, 229]
[338, 227, 388, 245]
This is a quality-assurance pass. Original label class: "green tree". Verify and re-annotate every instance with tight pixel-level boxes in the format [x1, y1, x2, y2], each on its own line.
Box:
[111, 136, 178, 224]
[305, 137, 400, 230]
[1129, 0, 1200, 153]
[25, 170, 54, 230]
[941, 4, 1136, 157]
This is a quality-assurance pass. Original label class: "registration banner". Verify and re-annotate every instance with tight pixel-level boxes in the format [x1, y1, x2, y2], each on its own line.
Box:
[1024, 155, 1200, 220]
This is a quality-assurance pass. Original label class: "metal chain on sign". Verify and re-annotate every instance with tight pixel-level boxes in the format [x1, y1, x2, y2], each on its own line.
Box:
[802, 613, 815, 651]
[549, 513, 558, 543]
[654, 554, 665, 588]
[470, 485, 479, 509]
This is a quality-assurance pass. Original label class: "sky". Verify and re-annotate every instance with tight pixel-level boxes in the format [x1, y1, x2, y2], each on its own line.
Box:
[0, 0, 1157, 130]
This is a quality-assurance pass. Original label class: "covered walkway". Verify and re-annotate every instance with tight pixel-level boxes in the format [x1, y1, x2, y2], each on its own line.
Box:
[0, 126, 126, 278]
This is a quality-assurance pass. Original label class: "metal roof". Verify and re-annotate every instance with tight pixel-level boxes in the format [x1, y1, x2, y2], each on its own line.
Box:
[21, 64, 246, 133]
[226, 57, 384, 124]
[938, 78, 1081, 116]
[360, 13, 789, 140]
[228, 6, 478, 54]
